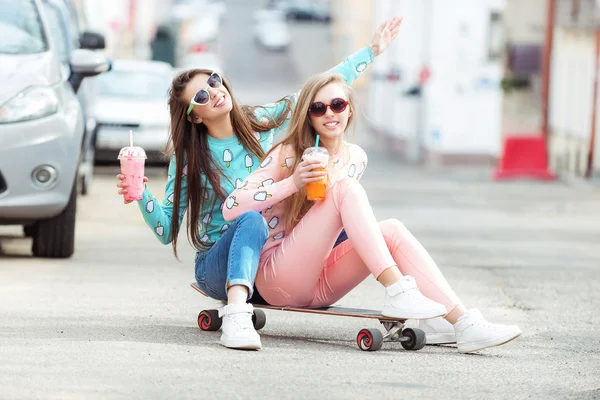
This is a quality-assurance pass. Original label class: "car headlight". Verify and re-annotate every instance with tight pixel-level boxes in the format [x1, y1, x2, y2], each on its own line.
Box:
[0, 87, 60, 124]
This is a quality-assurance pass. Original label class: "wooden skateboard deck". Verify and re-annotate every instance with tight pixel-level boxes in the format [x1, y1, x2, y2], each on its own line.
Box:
[190, 282, 406, 322]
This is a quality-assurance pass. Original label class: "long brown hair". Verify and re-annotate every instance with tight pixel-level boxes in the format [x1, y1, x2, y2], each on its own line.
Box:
[166, 68, 291, 257]
[264, 72, 357, 231]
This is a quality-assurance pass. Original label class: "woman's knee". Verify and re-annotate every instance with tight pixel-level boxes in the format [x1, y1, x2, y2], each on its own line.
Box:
[331, 177, 366, 201]
[237, 211, 269, 238]
[379, 219, 406, 245]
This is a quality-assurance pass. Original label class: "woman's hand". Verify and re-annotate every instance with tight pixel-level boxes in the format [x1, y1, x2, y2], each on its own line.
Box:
[292, 159, 326, 190]
[370, 16, 403, 57]
[116, 174, 148, 204]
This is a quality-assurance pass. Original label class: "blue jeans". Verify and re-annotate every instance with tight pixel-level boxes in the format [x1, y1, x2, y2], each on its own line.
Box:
[194, 211, 269, 301]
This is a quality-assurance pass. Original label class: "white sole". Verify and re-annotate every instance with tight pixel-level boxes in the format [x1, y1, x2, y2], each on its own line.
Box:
[458, 329, 521, 353]
[381, 306, 446, 320]
[425, 332, 456, 345]
[219, 337, 262, 350]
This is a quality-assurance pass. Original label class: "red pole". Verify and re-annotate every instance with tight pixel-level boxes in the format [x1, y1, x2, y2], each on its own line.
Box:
[586, 29, 600, 178]
[540, 0, 556, 140]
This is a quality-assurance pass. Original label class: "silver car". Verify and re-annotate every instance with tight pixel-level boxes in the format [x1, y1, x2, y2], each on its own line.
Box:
[91, 60, 173, 163]
[0, 0, 110, 258]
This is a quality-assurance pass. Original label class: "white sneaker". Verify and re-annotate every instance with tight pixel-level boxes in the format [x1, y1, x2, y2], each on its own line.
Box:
[454, 308, 521, 353]
[381, 276, 447, 319]
[218, 303, 262, 350]
[419, 317, 457, 344]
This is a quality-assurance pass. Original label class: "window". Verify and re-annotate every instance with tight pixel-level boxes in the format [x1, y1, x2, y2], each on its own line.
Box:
[487, 11, 504, 61]
[62, 0, 82, 47]
[0, 0, 47, 54]
[41, 2, 69, 64]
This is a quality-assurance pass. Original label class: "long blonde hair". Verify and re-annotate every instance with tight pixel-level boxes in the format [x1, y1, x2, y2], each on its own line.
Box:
[264, 72, 357, 230]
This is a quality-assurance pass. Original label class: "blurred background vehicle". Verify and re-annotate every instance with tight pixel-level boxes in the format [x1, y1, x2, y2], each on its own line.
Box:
[273, 0, 331, 22]
[185, 11, 220, 45]
[90, 60, 173, 164]
[0, 0, 110, 258]
[253, 8, 291, 51]
[205, 0, 227, 23]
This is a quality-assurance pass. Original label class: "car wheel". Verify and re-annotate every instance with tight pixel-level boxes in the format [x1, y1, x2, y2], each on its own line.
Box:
[32, 179, 77, 258]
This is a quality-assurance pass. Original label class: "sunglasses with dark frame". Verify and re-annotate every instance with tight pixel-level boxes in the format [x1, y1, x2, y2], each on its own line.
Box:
[308, 98, 349, 117]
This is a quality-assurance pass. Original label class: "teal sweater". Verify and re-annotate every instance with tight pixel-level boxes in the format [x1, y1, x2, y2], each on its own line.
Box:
[137, 45, 375, 249]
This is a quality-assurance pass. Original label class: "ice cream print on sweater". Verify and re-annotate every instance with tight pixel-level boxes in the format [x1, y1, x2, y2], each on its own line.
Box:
[225, 195, 239, 209]
[348, 164, 356, 178]
[259, 178, 274, 188]
[272, 232, 285, 241]
[245, 154, 254, 172]
[254, 191, 272, 201]
[357, 161, 366, 179]
[200, 233, 211, 244]
[356, 62, 368, 73]
[260, 156, 272, 168]
[268, 216, 279, 230]
[145, 196, 154, 213]
[155, 222, 164, 237]
[235, 178, 248, 189]
[223, 149, 233, 167]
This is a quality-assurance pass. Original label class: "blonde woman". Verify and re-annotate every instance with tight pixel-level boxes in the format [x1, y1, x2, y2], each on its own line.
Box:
[222, 72, 522, 353]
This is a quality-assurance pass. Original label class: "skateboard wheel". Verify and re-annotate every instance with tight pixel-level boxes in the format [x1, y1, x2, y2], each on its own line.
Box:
[401, 328, 426, 350]
[356, 329, 383, 351]
[252, 309, 266, 331]
[197, 309, 222, 331]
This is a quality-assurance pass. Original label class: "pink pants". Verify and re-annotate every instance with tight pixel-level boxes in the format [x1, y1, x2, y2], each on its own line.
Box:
[256, 177, 462, 311]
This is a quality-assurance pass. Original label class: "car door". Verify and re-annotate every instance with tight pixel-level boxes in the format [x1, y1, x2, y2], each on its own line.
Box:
[39, 0, 84, 146]
[42, 0, 97, 194]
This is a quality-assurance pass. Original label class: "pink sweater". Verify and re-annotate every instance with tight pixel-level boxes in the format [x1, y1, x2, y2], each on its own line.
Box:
[222, 142, 368, 260]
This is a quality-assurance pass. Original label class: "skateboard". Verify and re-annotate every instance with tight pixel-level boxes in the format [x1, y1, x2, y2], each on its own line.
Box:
[190, 282, 427, 352]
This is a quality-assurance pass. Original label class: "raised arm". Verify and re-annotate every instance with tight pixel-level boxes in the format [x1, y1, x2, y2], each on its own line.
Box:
[136, 157, 188, 244]
[222, 145, 298, 221]
[254, 16, 403, 126]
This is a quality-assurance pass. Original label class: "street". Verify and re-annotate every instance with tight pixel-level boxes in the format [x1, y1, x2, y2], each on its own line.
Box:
[1, 1, 600, 399]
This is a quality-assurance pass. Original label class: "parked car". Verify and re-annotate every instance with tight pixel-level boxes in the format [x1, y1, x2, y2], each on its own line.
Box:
[253, 9, 291, 51]
[273, 0, 331, 22]
[0, 0, 110, 258]
[90, 60, 173, 164]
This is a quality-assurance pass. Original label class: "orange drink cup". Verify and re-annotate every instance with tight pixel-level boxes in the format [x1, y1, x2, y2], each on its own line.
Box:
[303, 146, 329, 201]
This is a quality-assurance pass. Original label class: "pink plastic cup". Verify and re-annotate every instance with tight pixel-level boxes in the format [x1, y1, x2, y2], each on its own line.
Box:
[118, 146, 147, 201]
